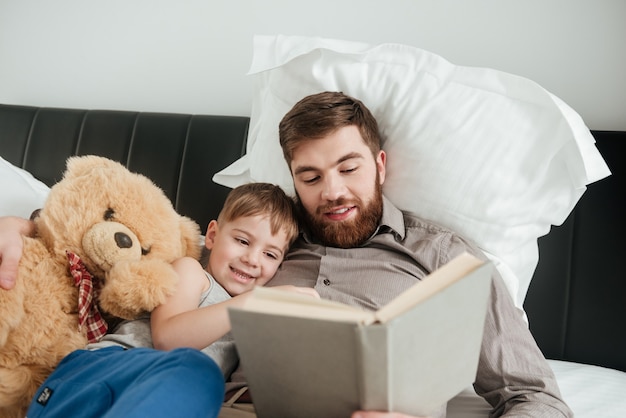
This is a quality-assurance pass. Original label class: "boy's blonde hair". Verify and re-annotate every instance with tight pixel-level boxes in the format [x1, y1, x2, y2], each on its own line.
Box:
[218, 182, 299, 246]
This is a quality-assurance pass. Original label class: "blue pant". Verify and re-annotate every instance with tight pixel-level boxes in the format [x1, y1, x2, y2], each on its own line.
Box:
[27, 346, 225, 418]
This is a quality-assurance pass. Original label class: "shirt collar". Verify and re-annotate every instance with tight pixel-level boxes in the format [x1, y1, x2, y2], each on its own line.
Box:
[378, 196, 406, 240]
[300, 195, 406, 244]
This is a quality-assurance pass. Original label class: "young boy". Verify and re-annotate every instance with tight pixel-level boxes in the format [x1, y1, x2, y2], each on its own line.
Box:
[150, 182, 318, 376]
[24, 182, 317, 418]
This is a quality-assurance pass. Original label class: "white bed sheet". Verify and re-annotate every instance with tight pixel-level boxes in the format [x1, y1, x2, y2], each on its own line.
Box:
[447, 360, 626, 417]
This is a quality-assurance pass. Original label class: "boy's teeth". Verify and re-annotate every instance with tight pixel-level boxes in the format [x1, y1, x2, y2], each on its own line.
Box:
[233, 268, 252, 280]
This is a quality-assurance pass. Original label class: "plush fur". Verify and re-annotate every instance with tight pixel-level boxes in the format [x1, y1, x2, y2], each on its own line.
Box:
[0, 156, 202, 417]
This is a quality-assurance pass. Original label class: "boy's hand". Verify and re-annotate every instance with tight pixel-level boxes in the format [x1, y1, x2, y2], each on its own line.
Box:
[270, 285, 320, 299]
[0, 216, 33, 290]
[352, 412, 428, 418]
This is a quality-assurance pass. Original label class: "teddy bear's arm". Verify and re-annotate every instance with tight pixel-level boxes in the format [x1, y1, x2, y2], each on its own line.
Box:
[98, 258, 179, 320]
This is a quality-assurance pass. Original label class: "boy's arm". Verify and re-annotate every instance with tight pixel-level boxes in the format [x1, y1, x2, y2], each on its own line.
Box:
[151, 257, 320, 351]
[0, 216, 35, 290]
[151, 257, 243, 351]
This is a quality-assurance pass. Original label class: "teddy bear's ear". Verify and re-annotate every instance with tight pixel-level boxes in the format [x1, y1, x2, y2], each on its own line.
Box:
[179, 216, 203, 260]
[63, 155, 125, 180]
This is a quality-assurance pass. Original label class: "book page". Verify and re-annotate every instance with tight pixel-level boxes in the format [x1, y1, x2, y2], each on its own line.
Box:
[240, 252, 486, 325]
[241, 286, 376, 324]
[374, 252, 485, 323]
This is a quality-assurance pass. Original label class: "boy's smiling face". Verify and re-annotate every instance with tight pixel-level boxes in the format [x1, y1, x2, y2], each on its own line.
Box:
[204, 214, 289, 296]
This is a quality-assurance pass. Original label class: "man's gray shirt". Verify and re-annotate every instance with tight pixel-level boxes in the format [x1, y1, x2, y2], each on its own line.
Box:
[266, 196, 572, 417]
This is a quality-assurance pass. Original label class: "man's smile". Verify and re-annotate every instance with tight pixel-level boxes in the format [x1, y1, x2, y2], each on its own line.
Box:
[324, 205, 357, 221]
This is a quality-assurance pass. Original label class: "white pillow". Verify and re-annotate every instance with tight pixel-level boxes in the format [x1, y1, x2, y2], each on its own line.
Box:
[0, 156, 50, 218]
[214, 34, 611, 308]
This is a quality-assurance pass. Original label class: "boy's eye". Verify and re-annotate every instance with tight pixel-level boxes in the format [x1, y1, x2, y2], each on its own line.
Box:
[264, 251, 279, 260]
[235, 237, 249, 246]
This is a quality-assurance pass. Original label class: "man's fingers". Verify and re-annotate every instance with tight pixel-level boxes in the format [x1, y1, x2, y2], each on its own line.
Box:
[0, 247, 21, 290]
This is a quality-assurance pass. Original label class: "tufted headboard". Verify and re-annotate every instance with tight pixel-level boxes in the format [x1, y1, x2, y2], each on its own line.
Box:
[1, 103, 624, 373]
[0, 104, 249, 235]
[525, 130, 625, 372]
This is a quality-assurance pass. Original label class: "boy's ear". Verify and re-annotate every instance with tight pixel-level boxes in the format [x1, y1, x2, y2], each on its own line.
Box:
[204, 220, 219, 250]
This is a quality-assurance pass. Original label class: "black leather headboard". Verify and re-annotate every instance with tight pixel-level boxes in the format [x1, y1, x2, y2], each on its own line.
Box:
[0, 104, 249, 234]
[1, 104, 624, 372]
[524, 131, 626, 372]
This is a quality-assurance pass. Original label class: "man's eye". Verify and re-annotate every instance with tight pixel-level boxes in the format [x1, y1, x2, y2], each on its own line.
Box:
[341, 167, 357, 174]
[302, 176, 319, 184]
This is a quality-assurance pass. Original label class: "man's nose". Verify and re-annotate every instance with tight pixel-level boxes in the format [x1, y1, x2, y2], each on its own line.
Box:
[321, 175, 346, 201]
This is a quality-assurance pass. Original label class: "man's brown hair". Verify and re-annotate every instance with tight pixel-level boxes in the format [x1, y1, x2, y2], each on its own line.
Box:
[278, 91, 382, 166]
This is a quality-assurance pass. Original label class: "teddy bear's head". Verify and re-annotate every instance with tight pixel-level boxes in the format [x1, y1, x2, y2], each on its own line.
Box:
[35, 155, 202, 319]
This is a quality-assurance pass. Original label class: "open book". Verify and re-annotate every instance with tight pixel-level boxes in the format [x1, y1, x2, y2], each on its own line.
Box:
[228, 252, 493, 418]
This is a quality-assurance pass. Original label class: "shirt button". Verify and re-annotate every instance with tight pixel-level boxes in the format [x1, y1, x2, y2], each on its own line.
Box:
[323, 278, 331, 286]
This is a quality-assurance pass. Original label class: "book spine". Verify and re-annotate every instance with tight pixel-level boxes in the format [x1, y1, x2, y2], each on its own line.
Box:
[356, 324, 390, 411]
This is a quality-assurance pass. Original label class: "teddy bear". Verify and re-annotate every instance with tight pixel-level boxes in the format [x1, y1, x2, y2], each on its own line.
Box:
[0, 155, 202, 418]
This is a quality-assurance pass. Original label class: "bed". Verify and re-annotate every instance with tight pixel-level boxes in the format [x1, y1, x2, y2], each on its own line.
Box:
[1, 102, 625, 417]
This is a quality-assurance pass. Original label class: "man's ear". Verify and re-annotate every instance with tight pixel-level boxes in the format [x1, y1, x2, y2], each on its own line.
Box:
[204, 220, 219, 250]
[376, 149, 387, 185]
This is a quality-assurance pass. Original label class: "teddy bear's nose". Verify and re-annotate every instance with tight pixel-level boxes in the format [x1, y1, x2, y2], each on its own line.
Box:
[114, 232, 133, 249]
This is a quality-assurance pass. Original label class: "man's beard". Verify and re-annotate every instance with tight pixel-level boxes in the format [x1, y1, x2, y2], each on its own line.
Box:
[298, 178, 383, 248]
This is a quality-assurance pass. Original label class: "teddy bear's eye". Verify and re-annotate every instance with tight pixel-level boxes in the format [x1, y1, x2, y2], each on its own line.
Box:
[104, 208, 115, 220]
[141, 246, 151, 256]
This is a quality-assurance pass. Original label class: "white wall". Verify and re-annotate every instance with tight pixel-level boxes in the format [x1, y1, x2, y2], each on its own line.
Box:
[1, 0, 624, 130]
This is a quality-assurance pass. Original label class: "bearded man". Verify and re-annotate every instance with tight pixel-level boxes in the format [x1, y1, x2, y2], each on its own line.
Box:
[257, 91, 572, 418]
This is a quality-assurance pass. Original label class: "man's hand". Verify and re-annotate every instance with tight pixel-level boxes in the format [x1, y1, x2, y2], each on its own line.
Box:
[352, 412, 428, 418]
[0, 216, 33, 290]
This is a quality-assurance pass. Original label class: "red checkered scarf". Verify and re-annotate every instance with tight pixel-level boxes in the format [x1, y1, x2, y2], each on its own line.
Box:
[67, 251, 108, 343]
